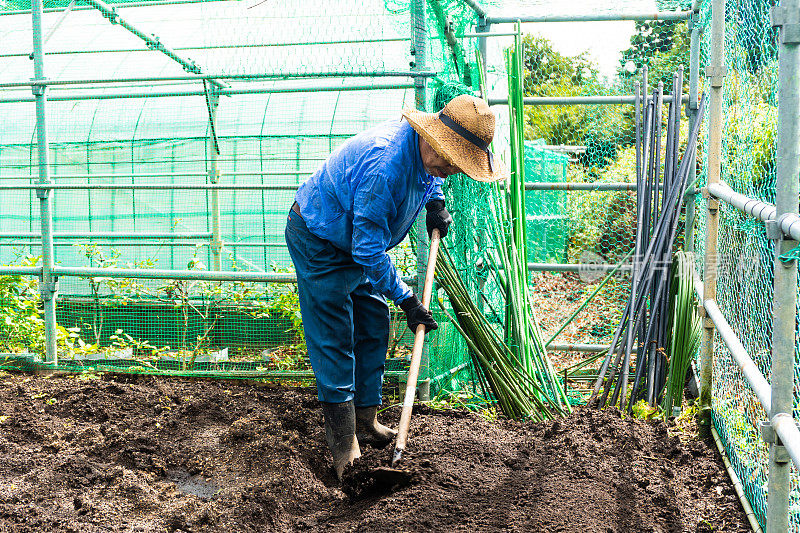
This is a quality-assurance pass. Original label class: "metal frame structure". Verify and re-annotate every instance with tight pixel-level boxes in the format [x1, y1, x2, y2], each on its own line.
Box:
[6, 1, 800, 528]
[690, 0, 800, 531]
[5, 0, 434, 366]
[466, 1, 797, 530]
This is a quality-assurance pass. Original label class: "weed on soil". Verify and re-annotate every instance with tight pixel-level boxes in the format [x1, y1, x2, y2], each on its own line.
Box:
[0, 373, 748, 532]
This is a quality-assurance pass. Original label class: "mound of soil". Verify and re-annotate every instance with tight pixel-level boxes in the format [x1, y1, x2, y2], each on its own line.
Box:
[0, 373, 748, 532]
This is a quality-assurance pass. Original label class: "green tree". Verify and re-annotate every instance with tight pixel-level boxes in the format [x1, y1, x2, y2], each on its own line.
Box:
[618, 21, 690, 89]
[521, 35, 630, 168]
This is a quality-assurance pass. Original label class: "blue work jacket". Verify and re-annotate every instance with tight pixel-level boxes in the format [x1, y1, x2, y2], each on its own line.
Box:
[294, 117, 444, 305]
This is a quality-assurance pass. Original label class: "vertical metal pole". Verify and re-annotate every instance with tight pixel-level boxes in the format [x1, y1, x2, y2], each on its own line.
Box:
[208, 90, 222, 271]
[698, 0, 726, 432]
[767, 2, 800, 531]
[478, 18, 490, 96]
[685, 3, 702, 253]
[31, 0, 58, 363]
[412, 0, 431, 401]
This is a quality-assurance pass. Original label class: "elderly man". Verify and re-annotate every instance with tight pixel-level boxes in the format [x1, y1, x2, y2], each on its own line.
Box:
[284, 94, 506, 479]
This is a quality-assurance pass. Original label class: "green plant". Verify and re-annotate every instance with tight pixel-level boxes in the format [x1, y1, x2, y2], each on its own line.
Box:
[71, 243, 272, 366]
[388, 241, 417, 358]
[74, 244, 153, 345]
[630, 399, 660, 420]
[0, 254, 45, 353]
[661, 252, 702, 415]
[108, 329, 167, 358]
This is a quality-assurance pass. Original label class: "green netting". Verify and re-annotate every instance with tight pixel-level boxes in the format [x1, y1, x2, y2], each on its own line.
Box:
[0, 0, 490, 399]
[0, 0, 690, 403]
[691, 0, 782, 529]
[524, 140, 569, 263]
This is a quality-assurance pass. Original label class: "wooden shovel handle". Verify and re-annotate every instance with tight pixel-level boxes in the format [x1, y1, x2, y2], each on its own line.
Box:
[392, 228, 440, 465]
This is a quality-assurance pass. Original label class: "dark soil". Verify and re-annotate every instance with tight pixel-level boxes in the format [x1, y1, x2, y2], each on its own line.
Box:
[0, 372, 749, 532]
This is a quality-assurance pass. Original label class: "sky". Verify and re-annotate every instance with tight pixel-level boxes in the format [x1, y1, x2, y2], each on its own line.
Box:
[486, 0, 661, 80]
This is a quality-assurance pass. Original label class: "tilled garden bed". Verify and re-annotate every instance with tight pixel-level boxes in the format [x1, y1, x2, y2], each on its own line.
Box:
[0, 373, 748, 532]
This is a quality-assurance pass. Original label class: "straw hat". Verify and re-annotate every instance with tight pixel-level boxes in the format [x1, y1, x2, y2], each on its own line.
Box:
[403, 94, 508, 183]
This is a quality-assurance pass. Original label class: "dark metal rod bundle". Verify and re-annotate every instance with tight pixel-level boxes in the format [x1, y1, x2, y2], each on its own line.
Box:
[590, 85, 707, 410]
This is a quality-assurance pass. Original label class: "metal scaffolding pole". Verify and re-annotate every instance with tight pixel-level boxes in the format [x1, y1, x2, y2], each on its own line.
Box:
[0, 81, 417, 103]
[82, 0, 226, 89]
[477, 16, 490, 92]
[685, 2, 702, 253]
[485, 11, 693, 24]
[0, 70, 435, 88]
[205, 87, 223, 271]
[698, 0, 726, 433]
[30, 0, 58, 363]
[412, 0, 431, 401]
[1, 0, 237, 16]
[524, 182, 636, 191]
[488, 95, 689, 106]
[767, 2, 800, 530]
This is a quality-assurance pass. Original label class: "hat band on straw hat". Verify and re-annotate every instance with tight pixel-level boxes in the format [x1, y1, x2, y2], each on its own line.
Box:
[439, 112, 495, 172]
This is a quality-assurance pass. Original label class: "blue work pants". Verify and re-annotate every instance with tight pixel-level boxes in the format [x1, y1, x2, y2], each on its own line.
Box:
[284, 209, 390, 406]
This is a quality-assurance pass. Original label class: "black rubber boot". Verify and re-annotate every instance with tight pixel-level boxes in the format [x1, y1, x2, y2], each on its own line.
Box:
[355, 406, 397, 447]
[321, 401, 361, 480]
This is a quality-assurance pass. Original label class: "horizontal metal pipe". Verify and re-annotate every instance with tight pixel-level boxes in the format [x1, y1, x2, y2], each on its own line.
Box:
[0, 266, 42, 276]
[525, 182, 636, 191]
[528, 262, 632, 274]
[706, 182, 777, 224]
[3, 241, 288, 247]
[53, 266, 296, 283]
[0, 82, 415, 104]
[459, 31, 520, 38]
[0, 0, 235, 16]
[771, 413, 800, 472]
[707, 181, 800, 242]
[0, 38, 412, 58]
[0, 181, 612, 192]
[4, 266, 415, 286]
[220, 242, 288, 248]
[0, 183, 301, 190]
[488, 95, 690, 106]
[703, 299, 772, 414]
[0, 71, 436, 89]
[547, 343, 638, 353]
[0, 232, 212, 239]
[486, 11, 692, 23]
[43, 172, 306, 179]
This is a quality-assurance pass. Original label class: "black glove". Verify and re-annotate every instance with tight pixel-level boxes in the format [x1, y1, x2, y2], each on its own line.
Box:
[425, 199, 453, 239]
[399, 294, 438, 333]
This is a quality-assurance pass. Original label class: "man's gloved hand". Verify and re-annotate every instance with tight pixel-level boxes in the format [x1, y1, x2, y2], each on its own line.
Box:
[425, 200, 453, 239]
[399, 294, 438, 333]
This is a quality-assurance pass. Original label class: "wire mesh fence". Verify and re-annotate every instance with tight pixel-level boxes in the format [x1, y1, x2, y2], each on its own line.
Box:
[691, 0, 787, 529]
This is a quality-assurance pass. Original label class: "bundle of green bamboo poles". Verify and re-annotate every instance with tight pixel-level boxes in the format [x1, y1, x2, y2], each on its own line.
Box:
[435, 246, 556, 420]
[425, 29, 569, 420]
[498, 26, 570, 413]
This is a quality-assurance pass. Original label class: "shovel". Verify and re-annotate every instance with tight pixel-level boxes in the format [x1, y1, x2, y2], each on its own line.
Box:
[391, 227, 441, 467]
